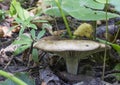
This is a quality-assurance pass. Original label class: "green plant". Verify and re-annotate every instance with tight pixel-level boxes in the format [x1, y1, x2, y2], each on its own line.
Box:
[9, 0, 47, 62]
[96, 0, 120, 12]
[54, 0, 72, 38]
[112, 63, 120, 81]
[0, 71, 35, 85]
[43, 0, 119, 20]
[13, 28, 46, 62]
[0, 70, 27, 85]
[96, 38, 120, 56]
[9, 0, 47, 36]
[0, 10, 6, 21]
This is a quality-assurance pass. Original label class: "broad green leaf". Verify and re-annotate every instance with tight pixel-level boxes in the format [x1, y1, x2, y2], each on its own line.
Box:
[32, 49, 39, 62]
[0, 72, 35, 85]
[43, 0, 62, 7]
[66, 8, 119, 20]
[84, 0, 104, 9]
[44, 7, 68, 17]
[95, 0, 109, 3]
[44, 0, 119, 20]
[63, 0, 119, 20]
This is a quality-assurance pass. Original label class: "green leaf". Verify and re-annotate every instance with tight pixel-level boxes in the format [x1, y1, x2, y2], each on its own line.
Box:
[15, 17, 24, 25]
[20, 34, 32, 41]
[44, 7, 68, 17]
[32, 49, 39, 62]
[19, 27, 25, 37]
[13, 35, 32, 45]
[110, 44, 120, 55]
[44, 0, 119, 20]
[0, 10, 5, 21]
[84, 0, 104, 9]
[13, 40, 32, 45]
[96, 38, 120, 55]
[29, 24, 37, 29]
[113, 64, 120, 80]
[32, 20, 48, 23]
[10, 0, 30, 21]
[37, 29, 46, 39]
[63, 0, 119, 20]
[14, 45, 30, 55]
[0, 72, 35, 85]
[43, 0, 62, 7]
[30, 29, 36, 40]
[67, 9, 119, 20]
[10, 0, 17, 16]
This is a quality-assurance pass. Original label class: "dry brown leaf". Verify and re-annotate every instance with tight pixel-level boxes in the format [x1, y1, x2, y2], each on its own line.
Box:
[11, 22, 21, 33]
[0, 25, 12, 37]
[0, 27, 4, 37]
[12, 26, 21, 33]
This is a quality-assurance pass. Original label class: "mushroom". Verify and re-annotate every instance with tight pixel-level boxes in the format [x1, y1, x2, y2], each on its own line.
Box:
[33, 36, 110, 75]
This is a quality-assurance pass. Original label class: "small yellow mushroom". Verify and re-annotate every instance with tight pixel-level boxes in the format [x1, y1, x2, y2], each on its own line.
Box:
[73, 23, 93, 38]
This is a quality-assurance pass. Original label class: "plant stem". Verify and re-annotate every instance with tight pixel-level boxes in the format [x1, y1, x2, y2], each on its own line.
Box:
[112, 26, 120, 43]
[91, 21, 97, 40]
[54, 0, 72, 38]
[0, 70, 27, 85]
[102, 0, 108, 80]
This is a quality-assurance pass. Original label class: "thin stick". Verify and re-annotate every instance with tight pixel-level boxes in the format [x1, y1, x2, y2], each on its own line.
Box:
[102, 0, 109, 80]
[4, 55, 14, 70]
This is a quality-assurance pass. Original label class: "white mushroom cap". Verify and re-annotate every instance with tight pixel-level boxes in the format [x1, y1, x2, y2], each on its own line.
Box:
[34, 39, 100, 52]
[33, 36, 110, 75]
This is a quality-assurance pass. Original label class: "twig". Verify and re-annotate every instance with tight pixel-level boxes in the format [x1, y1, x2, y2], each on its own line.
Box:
[3, 55, 14, 70]
[105, 70, 120, 75]
[11, 66, 37, 73]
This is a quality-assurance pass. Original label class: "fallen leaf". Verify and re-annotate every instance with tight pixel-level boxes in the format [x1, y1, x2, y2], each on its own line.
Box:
[0, 27, 4, 37]
[11, 22, 21, 33]
[0, 25, 12, 37]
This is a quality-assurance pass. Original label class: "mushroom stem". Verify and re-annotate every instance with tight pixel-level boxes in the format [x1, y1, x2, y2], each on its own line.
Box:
[65, 56, 79, 75]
